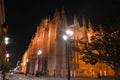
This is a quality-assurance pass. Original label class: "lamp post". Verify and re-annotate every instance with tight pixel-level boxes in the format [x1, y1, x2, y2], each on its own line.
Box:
[5, 37, 9, 61]
[6, 53, 9, 61]
[37, 50, 42, 71]
[63, 30, 73, 80]
[5, 37, 9, 45]
[25, 58, 29, 75]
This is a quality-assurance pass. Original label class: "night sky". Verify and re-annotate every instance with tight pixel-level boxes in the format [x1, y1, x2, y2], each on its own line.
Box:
[4, 0, 120, 67]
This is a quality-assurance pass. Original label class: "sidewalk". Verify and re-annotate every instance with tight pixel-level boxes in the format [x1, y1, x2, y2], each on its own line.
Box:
[23, 73, 117, 80]
[27, 75, 114, 80]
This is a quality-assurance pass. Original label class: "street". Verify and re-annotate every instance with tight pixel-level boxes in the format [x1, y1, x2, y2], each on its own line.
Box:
[0, 73, 115, 80]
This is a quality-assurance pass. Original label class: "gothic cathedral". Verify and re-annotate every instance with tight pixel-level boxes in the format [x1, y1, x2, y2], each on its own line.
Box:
[20, 9, 114, 77]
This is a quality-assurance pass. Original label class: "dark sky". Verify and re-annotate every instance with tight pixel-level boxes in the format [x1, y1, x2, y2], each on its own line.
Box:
[4, 0, 120, 67]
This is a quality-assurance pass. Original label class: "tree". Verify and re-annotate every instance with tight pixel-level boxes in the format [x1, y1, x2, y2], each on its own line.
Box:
[79, 26, 120, 80]
[1, 61, 12, 70]
[0, 22, 9, 70]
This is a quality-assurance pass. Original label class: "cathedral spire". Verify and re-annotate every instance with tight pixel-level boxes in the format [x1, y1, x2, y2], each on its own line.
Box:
[73, 15, 78, 24]
[61, 6, 65, 17]
[88, 19, 94, 31]
[82, 16, 86, 27]
[82, 16, 88, 43]
[53, 8, 59, 18]
[61, 7, 67, 27]
[73, 15, 80, 26]
[73, 15, 80, 29]
[53, 8, 60, 23]
[88, 20, 94, 34]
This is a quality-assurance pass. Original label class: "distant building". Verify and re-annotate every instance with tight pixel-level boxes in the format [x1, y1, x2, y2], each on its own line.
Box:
[0, 0, 8, 69]
[20, 9, 114, 77]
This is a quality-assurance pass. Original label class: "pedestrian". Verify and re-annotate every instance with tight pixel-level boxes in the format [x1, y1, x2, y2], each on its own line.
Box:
[25, 71, 28, 76]
[2, 70, 5, 80]
[98, 73, 101, 80]
[2, 70, 10, 80]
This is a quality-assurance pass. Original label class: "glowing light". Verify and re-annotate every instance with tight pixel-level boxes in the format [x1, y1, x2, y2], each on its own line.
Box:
[6, 53, 9, 58]
[5, 37, 9, 45]
[37, 50, 42, 55]
[26, 59, 29, 62]
[66, 30, 74, 36]
[63, 35, 68, 40]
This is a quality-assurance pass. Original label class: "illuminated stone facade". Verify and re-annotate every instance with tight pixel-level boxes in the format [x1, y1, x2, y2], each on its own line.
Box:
[20, 9, 115, 77]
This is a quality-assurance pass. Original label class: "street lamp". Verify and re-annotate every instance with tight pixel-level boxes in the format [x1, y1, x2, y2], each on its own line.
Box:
[5, 37, 9, 45]
[37, 50, 42, 71]
[6, 53, 9, 58]
[4, 37, 9, 61]
[6, 53, 9, 61]
[37, 50, 42, 55]
[26, 58, 29, 63]
[63, 29, 73, 80]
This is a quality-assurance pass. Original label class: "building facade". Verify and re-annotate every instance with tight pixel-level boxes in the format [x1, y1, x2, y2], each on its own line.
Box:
[0, 0, 7, 66]
[20, 9, 114, 77]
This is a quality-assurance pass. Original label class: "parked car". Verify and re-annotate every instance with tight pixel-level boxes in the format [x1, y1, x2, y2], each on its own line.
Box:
[35, 71, 42, 77]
